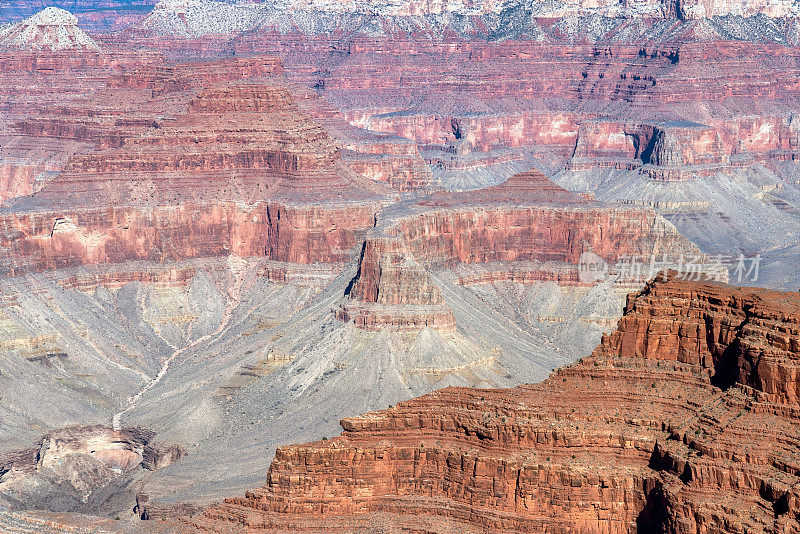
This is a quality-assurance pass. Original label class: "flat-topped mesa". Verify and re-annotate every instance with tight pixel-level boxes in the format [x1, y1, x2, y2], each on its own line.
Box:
[338, 234, 456, 331]
[593, 273, 800, 404]
[189, 277, 800, 533]
[392, 171, 701, 267]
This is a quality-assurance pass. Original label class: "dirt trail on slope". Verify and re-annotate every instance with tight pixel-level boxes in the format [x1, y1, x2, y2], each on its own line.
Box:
[113, 256, 252, 431]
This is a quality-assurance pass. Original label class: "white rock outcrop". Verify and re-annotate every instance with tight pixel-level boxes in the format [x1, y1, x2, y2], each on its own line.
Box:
[0, 7, 101, 51]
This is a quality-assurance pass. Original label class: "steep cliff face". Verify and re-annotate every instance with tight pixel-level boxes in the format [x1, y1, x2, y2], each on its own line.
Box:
[0, 203, 383, 276]
[334, 170, 704, 332]
[597, 275, 800, 403]
[189, 275, 800, 532]
[390, 171, 700, 267]
[213, 19, 800, 204]
[573, 120, 726, 167]
[0, 68, 394, 274]
[338, 235, 457, 331]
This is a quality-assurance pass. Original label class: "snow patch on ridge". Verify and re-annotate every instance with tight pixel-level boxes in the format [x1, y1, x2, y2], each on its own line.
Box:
[0, 7, 101, 51]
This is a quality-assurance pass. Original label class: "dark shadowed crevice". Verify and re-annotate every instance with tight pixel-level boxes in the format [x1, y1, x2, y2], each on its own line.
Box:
[710, 317, 749, 390]
[635, 482, 670, 533]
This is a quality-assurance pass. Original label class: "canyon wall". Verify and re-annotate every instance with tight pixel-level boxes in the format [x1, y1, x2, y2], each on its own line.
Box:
[338, 234, 457, 331]
[390, 171, 700, 268]
[0, 203, 382, 276]
[597, 274, 800, 403]
[188, 275, 800, 532]
[0, 62, 394, 274]
[334, 170, 705, 332]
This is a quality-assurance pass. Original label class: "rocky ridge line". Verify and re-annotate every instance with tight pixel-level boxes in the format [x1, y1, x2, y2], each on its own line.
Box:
[183, 274, 800, 532]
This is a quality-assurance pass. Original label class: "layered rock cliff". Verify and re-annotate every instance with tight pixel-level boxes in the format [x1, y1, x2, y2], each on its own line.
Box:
[0, 62, 394, 275]
[189, 275, 800, 532]
[334, 170, 706, 332]
[338, 235, 457, 331]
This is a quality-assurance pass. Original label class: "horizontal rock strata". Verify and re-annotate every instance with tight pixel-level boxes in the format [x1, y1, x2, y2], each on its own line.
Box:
[0, 59, 394, 275]
[189, 275, 800, 532]
[336, 171, 707, 331]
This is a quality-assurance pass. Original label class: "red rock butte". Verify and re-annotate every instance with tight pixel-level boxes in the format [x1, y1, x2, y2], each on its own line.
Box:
[184, 275, 800, 532]
[336, 170, 704, 331]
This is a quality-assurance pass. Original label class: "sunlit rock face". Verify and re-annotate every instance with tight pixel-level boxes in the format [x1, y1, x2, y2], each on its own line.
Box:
[0, 425, 182, 514]
[187, 275, 800, 533]
[334, 170, 707, 332]
[5, 0, 800, 526]
[0, 59, 395, 276]
[0, 8, 101, 51]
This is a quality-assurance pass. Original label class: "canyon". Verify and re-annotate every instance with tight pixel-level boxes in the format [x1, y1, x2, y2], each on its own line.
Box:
[183, 274, 800, 533]
[0, 0, 800, 531]
[112, 4, 800, 289]
[0, 12, 696, 520]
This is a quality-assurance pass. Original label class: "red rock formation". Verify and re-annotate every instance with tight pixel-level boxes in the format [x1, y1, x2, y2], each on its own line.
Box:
[333, 171, 705, 332]
[599, 274, 800, 403]
[333, 170, 702, 332]
[214, 29, 800, 180]
[0, 62, 394, 274]
[338, 235, 456, 331]
[393, 171, 699, 267]
[292, 90, 435, 192]
[186, 275, 800, 532]
[352, 110, 582, 157]
[572, 119, 728, 180]
[0, 136, 90, 202]
[0, 199, 386, 276]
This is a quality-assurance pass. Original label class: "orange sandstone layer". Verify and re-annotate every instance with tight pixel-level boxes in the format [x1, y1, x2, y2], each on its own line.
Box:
[188, 275, 800, 532]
